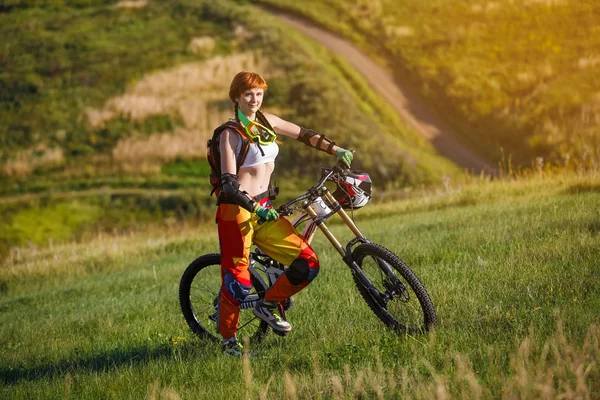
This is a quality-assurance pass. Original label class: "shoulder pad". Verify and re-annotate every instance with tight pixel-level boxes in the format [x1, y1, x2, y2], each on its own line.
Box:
[211, 120, 252, 169]
[213, 120, 248, 139]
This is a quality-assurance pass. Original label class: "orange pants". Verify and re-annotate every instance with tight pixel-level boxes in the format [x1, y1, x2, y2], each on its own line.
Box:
[216, 202, 319, 339]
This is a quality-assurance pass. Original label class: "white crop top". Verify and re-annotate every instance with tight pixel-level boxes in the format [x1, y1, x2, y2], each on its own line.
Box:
[236, 140, 279, 168]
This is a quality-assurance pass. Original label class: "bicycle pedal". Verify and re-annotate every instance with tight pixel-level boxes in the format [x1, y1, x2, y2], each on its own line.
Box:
[283, 296, 295, 312]
[273, 329, 290, 337]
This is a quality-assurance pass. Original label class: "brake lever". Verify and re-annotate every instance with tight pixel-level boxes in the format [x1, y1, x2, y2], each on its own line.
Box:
[276, 205, 289, 216]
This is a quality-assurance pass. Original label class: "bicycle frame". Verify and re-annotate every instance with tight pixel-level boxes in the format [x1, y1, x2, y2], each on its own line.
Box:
[292, 185, 365, 252]
[284, 168, 397, 307]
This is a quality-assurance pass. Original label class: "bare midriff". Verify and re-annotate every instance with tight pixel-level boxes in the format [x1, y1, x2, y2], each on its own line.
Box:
[237, 162, 275, 197]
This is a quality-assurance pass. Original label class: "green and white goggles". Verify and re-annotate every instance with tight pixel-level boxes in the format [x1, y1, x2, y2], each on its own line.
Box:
[237, 109, 277, 145]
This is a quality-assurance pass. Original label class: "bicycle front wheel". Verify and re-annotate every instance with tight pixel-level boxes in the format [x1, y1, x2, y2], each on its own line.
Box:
[352, 243, 436, 333]
[179, 253, 269, 342]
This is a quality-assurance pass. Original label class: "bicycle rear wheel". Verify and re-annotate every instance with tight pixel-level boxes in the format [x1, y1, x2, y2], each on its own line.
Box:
[352, 243, 436, 333]
[179, 253, 269, 342]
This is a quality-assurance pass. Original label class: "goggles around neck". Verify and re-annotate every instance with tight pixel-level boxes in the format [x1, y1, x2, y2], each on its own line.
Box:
[237, 109, 277, 145]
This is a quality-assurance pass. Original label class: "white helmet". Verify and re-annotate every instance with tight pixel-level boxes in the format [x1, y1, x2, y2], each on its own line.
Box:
[322, 169, 372, 209]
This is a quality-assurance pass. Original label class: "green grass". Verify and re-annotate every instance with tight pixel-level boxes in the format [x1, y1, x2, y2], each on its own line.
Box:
[1, 171, 599, 398]
[256, 0, 600, 165]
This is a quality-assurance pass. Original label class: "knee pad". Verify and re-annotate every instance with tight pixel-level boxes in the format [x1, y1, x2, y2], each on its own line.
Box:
[307, 267, 319, 282]
[223, 271, 251, 304]
[286, 258, 320, 285]
[286, 259, 310, 285]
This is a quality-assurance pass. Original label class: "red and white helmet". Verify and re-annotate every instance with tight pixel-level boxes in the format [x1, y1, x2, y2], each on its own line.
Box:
[323, 169, 372, 209]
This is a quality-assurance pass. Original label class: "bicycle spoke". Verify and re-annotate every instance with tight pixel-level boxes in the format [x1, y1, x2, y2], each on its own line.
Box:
[191, 282, 219, 296]
[375, 258, 386, 281]
[237, 316, 260, 331]
[191, 289, 217, 301]
[189, 296, 215, 307]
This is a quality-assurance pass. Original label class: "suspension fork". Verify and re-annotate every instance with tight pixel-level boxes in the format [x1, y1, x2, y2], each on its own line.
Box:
[301, 189, 388, 306]
[301, 187, 366, 256]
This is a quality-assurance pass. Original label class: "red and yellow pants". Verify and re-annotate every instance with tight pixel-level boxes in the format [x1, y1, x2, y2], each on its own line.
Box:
[216, 201, 319, 339]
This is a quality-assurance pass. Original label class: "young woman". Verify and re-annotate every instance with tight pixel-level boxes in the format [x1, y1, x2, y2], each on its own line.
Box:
[215, 71, 353, 355]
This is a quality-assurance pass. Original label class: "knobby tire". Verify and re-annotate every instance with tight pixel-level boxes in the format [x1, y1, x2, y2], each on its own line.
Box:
[179, 253, 270, 343]
[351, 243, 436, 333]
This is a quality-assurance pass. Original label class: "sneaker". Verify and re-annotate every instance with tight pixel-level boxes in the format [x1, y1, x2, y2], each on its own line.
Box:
[253, 299, 292, 333]
[222, 336, 244, 356]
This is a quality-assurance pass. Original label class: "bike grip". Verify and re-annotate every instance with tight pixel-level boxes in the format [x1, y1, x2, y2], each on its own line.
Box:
[335, 149, 355, 169]
[335, 160, 350, 171]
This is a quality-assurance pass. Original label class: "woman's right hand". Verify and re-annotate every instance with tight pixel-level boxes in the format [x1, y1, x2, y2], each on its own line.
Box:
[255, 205, 279, 222]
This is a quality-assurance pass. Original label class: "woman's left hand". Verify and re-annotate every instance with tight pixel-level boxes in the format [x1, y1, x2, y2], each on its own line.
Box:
[335, 148, 353, 168]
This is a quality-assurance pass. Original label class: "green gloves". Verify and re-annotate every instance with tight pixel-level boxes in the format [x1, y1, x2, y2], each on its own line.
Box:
[255, 205, 279, 222]
[335, 148, 353, 168]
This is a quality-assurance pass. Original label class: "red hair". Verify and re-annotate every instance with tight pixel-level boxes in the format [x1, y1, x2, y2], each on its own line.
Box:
[229, 71, 268, 103]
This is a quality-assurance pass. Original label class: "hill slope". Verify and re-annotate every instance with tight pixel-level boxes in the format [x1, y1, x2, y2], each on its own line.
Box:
[256, 0, 600, 166]
[0, 0, 458, 185]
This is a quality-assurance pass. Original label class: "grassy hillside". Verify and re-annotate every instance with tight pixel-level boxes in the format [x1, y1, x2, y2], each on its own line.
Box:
[0, 0, 458, 182]
[0, 0, 461, 253]
[256, 0, 600, 166]
[1, 171, 598, 398]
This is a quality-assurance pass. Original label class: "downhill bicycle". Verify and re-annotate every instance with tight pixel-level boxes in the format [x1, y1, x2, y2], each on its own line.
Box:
[179, 163, 436, 342]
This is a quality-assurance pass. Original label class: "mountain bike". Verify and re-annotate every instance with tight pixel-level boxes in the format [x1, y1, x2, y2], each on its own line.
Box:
[179, 163, 436, 342]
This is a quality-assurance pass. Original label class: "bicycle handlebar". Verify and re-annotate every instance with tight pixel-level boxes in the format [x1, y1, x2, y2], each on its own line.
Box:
[274, 162, 349, 217]
[257, 153, 355, 224]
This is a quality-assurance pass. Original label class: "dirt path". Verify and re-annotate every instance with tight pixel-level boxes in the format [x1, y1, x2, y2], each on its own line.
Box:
[262, 7, 498, 176]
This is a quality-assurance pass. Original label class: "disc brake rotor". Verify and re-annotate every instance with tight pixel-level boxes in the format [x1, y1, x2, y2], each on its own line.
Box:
[383, 275, 410, 303]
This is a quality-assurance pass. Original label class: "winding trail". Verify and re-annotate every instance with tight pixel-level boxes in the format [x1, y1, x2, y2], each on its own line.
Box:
[262, 6, 498, 175]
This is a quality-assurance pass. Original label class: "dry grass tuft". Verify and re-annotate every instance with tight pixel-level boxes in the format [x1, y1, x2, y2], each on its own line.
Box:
[525, 0, 567, 5]
[516, 71, 536, 84]
[330, 375, 343, 399]
[539, 61, 554, 78]
[86, 52, 266, 128]
[147, 380, 160, 400]
[283, 371, 297, 400]
[146, 379, 180, 400]
[350, 0, 382, 18]
[1, 222, 210, 282]
[504, 320, 599, 399]
[111, 127, 208, 169]
[471, 3, 500, 14]
[64, 373, 72, 398]
[84, 52, 269, 171]
[255, 320, 599, 399]
[234, 25, 254, 41]
[386, 25, 415, 39]
[578, 56, 600, 69]
[114, 0, 148, 9]
[188, 37, 216, 55]
[1, 145, 65, 178]
[242, 336, 253, 399]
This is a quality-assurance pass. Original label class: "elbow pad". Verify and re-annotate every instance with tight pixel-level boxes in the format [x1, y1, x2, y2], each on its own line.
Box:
[221, 173, 257, 213]
[298, 127, 337, 155]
